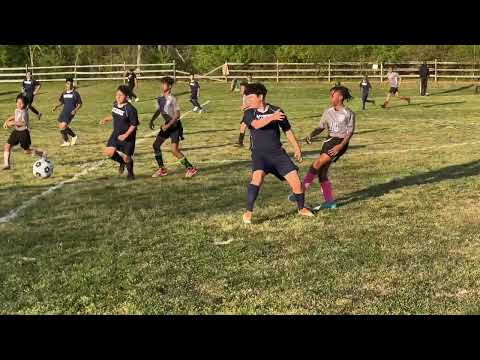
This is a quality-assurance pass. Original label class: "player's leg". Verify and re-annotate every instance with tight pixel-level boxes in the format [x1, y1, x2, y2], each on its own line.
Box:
[64, 120, 78, 145]
[382, 92, 392, 108]
[152, 134, 168, 177]
[58, 121, 70, 146]
[397, 91, 411, 104]
[190, 98, 198, 112]
[171, 141, 198, 178]
[122, 152, 135, 180]
[243, 170, 266, 224]
[2, 143, 12, 170]
[283, 170, 314, 217]
[105, 145, 126, 174]
[317, 163, 336, 209]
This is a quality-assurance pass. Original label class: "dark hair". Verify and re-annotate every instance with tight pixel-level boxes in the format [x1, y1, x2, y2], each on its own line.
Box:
[243, 83, 267, 98]
[161, 76, 175, 85]
[240, 81, 248, 87]
[66, 77, 74, 83]
[117, 85, 131, 96]
[330, 85, 353, 102]
[130, 68, 135, 72]
[16, 94, 27, 107]
[26, 70, 32, 75]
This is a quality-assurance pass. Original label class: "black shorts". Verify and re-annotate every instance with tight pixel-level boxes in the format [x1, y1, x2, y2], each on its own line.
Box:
[156, 124, 184, 144]
[389, 87, 399, 95]
[320, 137, 349, 162]
[107, 133, 136, 156]
[8, 129, 31, 150]
[251, 149, 298, 181]
[58, 111, 74, 124]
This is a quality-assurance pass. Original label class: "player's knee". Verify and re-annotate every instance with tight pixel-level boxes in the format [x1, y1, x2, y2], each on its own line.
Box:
[4, 143, 10, 151]
[104, 147, 114, 157]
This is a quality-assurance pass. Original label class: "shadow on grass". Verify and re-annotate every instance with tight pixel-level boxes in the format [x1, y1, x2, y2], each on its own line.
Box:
[422, 101, 466, 108]
[0, 91, 20, 97]
[337, 160, 480, 207]
[430, 84, 474, 95]
[185, 128, 236, 135]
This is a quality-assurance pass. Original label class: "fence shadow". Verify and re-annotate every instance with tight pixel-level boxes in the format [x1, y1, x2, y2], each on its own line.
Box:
[336, 160, 480, 207]
[430, 84, 474, 95]
[422, 101, 466, 108]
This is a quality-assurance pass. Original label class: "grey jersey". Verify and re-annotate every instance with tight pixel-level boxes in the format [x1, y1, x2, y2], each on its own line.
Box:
[156, 93, 180, 122]
[319, 106, 355, 139]
[14, 108, 29, 131]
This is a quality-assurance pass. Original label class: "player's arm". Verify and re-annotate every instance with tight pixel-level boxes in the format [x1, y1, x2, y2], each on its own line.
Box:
[118, 107, 139, 141]
[3, 116, 15, 129]
[250, 110, 285, 129]
[99, 115, 113, 125]
[305, 127, 325, 144]
[149, 109, 162, 130]
[161, 110, 180, 131]
[118, 124, 137, 141]
[52, 94, 64, 112]
[135, 76, 138, 89]
[285, 129, 303, 162]
[33, 82, 41, 95]
[72, 94, 83, 115]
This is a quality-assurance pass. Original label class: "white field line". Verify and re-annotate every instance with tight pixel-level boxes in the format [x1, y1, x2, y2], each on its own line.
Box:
[0, 100, 210, 224]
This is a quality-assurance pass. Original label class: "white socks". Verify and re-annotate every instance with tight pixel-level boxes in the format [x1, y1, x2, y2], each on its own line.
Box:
[4, 151, 10, 167]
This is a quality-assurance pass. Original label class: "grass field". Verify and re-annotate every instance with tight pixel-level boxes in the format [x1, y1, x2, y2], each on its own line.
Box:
[1, 79, 480, 314]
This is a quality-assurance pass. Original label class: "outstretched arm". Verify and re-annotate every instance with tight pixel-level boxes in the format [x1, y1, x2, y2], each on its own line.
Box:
[3, 116, 15, 129]
[305, 127, 325, 144]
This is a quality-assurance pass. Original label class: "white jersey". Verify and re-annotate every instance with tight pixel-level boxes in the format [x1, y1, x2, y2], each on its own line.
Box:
[387, 72, 400, 88]
[14, 108, 29, 131]
[319, 106, 355, 139]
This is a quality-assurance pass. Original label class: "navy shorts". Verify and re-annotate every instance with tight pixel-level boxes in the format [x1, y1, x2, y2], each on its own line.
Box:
[107, 132, 136, 156]
[58, 111, 74, 124]
[389, 87, 399, 95]
[320, 137, 349, 162]
[251, 149, 298, 181]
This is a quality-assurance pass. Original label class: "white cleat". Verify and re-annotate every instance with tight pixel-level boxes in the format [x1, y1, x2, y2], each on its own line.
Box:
[71, 136, 78, 146]
[135, 97, 140, 102]
[61, 141, 71, 147]
[198, 109, 203, 113]
[193, 106, 199, 112]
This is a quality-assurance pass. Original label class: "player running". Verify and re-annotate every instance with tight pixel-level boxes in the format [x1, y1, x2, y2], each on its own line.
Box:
[242, 83, 314, 224]
[52, 78, 83, 147]
[150, 76, 198, 178]
[189, 74, 203, 113]
[125, 69, 139, 102]
[381, 67, 411, 108]
[100, 85, 138, 180]
[21, 71, 42, 120]
[2, 94, 47, 170]
[294, 85, 355, 210]
[360, 75, 375, 110]
[236, 80, 250, 147]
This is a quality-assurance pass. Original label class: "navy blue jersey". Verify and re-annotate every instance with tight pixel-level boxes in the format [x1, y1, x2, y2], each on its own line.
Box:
[59, 90, 82, 114]
[22, 78, 40, 98]
[127, 72, 136, 88]
[360, 79, 372, 94]
[111, 102, 139, 138]
[189, 80, 200, 98]
[242, 104, 291, 153]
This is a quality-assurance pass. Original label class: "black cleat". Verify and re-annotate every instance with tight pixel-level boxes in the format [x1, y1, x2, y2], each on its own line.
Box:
[119, 162, 125, 175]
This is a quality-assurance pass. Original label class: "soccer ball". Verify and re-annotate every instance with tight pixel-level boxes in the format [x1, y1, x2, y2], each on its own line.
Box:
[33, 158, 54, 178]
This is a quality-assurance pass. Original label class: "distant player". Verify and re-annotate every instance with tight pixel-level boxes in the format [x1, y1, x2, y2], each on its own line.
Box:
[381, 67, 410, 108]
[189, 74, 203, 113]
[236, 80, 250, 147]
[360, 75, 375, 110]
[296, 86, 355, 210]
[100, 85, 138, 180]
[52, 78, 82, 147]
[22, 71, 42, 120]
[149, 76, 198, 178]
[2, 94, 47, 170]
[125, 69, 139, 102]
[241, 83, 314, 224]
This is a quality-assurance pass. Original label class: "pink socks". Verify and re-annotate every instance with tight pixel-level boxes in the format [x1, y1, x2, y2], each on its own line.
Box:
[320, 180, 334, 203]
[303, 169, 317, 191]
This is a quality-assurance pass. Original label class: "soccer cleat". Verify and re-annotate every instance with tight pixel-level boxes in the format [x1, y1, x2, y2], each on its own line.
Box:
[152, 167, 168, 177]
[135, 97, 140, 102]
[313, 202, 337, 211]
[185, 167, 199, 178]
[118, 162, 125, 175]
[127, 173, 135, 181]
[298, 208, 315, 217]
[1, 165, 11, 171]
[288, 193, 296, 202]
[71, 136, 78, 146]
[234, 142, 244, 148]
[193, 106, 199, 112]
[242, 212, 252, 224]
[198, 109, 203, 114]
[60, 141, 71, 147]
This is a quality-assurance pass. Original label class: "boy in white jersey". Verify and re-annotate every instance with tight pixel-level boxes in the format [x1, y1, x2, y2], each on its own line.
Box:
[150, 77, 198, 178]
[292, 86, 355, 210]
[2, 94, 47, 170]
[381, 67, 411, 108]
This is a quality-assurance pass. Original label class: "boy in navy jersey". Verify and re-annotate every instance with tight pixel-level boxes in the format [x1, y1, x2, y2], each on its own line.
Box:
[189, 74, 202, 113]
[21, 71, 42, 119]
[359, 75, 375, 110]
[52, 78, 82, 146]
[241, 83, 314, 224]
[150, 77, 198, 178]
[100, 85, 138, 180]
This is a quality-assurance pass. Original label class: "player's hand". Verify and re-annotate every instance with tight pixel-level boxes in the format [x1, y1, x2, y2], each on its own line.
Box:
[305, 136, 312, 145]
[271, 110, 286, 121]
[118, 133, 127, 142]
[3, 121, 8, 129]
[294, 148, 303, 162]
[71, 110, 76, 116]
[99, 117, 108, 125]
[149, 121, 155, 130]
[241, 104, 249, 111]
[161, 124, 168, 132]
[328, 144, 342, 157]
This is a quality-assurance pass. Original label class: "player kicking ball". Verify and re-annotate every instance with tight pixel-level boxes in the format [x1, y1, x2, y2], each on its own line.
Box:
[2, 94, 47, 170]
[242, 83, 313, 224]
[381, 67, 411, 108]
[100, 85, 138, 180]
[294, 85, 355, 210]
[52, 78, 82, 147]
[150, 76, 198, 178]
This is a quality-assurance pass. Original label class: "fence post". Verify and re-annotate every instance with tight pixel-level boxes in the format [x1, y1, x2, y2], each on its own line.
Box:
[328, 60, 331, 83]
[380, 62, 383, 83]
[276, 59, 279, 83]
[25, 63, 28, 75]
[74, 61, 78, 88]
[123, 62, 126, 84]
[173, 60, 176, 82]
[435, 58, 437, 82]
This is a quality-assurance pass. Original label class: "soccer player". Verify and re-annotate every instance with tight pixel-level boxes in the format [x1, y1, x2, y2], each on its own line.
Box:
[360, 75, 375, 110]
[149, 76, 198, 178]
[297, 85, 355, 210]
[2, 94, 47, 170]
[189, 74, 203, 113]
[381, 67, 411, 108]
[52, 78, 82, 147]
[236, 80, 250, 147]
[21, 71, 42, 119]
[100, 85, 138, 180]
[241, 83, 314, 224]
[125, 69, 139, 102]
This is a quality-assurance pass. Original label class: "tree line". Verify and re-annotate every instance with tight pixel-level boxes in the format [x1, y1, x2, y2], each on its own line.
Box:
[0, 45, 478, 73]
